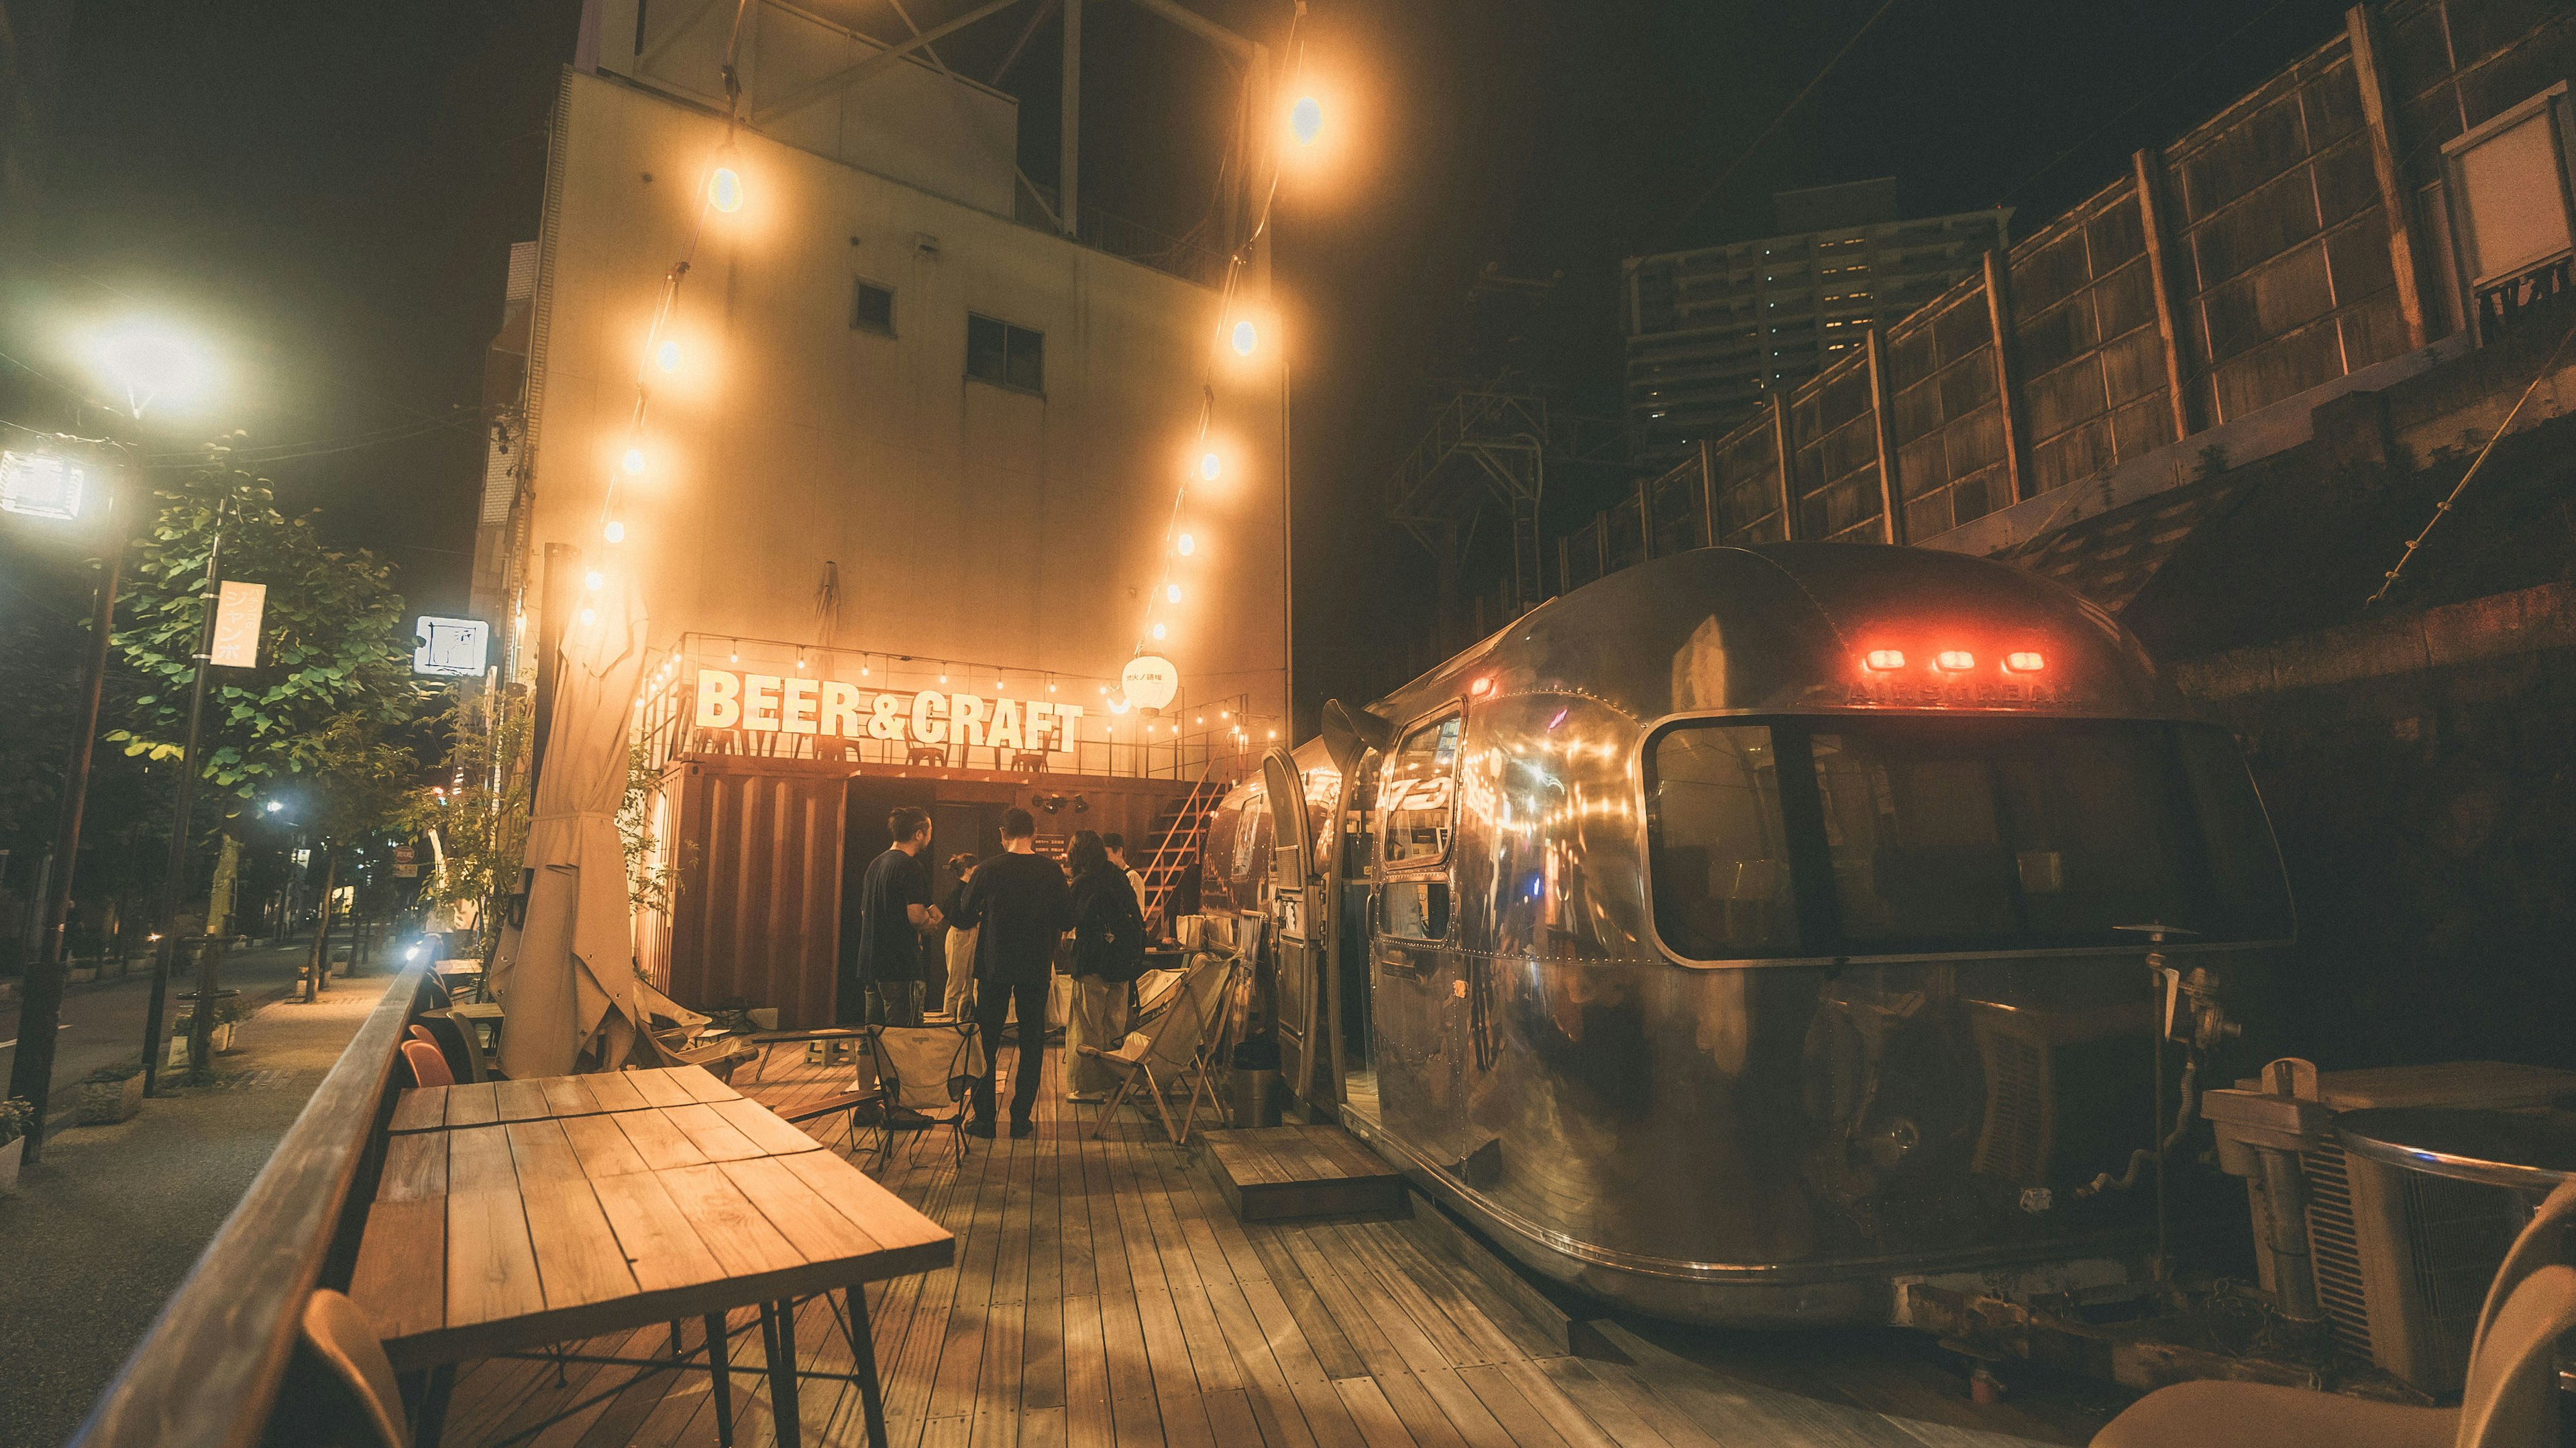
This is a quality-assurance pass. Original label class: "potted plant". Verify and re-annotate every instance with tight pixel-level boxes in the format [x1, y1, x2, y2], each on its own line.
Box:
[76, 1064, 145, 1125]
[168, 997, 253, 1065]
[0, 1097, 32, 1194]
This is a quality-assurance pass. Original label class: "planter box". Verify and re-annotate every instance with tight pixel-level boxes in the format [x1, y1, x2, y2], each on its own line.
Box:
[0, 1136, 19, 1195]
[76, 1074, 144, 1125]
[166, 1021, 240, 1069]
[65, 966, 99, 985]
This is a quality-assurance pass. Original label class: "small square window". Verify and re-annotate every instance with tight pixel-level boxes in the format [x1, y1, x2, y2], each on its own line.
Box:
[851, 279, 895, 335]
[965, 312, 1044, 394]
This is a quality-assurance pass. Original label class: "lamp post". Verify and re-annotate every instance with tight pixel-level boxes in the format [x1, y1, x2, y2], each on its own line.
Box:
[138, 495, 228, 1096]
[0, 445, 128, 1162]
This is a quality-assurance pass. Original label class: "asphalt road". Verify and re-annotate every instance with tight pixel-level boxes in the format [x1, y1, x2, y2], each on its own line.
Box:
[0, 942, 340, 1115]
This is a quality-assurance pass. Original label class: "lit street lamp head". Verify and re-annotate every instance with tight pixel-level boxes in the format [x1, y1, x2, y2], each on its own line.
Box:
[87, 320, 211, 419]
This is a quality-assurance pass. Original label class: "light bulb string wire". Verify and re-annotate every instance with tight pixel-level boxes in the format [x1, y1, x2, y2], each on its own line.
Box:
[1130, 1, 1305, 663]
[592, 0, 757, 551]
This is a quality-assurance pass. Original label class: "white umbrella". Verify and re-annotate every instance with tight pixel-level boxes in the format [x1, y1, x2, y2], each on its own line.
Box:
[490, 569, 649, 1078]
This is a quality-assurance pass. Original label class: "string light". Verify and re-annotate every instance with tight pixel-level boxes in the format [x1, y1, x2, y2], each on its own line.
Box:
[1231, 320, 1258, 356]
[708, 166, 745, 213]
[1177, 533, 1195, 556]
[1291, 95, 1324, 146]
[621, 447, 645, 476]
[602, 520, 625, 543]
[1165, 583, 1182, 603]
[584, 569, 604, 592]
[1197, 451, 1222, 482]
[1152, 622, 1168, 641]
[655, 340, 680, 373]
[580, 606, 598, 626]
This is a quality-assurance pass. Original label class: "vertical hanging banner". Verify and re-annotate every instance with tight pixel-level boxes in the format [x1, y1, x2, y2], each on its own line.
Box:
[208, 581, 266, 668]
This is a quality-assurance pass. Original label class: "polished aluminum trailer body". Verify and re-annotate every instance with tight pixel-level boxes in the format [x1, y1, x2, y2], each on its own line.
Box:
[1204, 544, 2292, 1325]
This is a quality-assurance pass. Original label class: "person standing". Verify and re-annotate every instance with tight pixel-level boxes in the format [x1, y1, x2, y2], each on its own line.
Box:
[939, 852, 980, 1021]
[1102, 832, 1148, 913]
[953, 806, 1072, 1136]
[847, 806, 938, 1027]
[1065, 831, 1148, 1103]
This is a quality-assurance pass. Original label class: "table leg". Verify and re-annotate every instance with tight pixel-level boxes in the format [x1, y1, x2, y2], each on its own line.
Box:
[415, 1362, 456, 1448]
[765, 1300, 803, 1448]
[704, 1311, 736, 1447]
[846, 1283, 890, 1448]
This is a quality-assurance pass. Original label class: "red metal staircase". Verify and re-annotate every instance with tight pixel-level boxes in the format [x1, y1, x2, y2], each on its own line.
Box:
[1140, 773, 1227, 932]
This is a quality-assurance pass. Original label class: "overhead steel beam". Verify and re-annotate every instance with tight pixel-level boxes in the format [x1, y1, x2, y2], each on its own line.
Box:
[752, 0, 1028, 126]
[1119, 0, 1255, 60]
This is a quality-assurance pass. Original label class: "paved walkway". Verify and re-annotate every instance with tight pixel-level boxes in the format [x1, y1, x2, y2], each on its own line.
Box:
[0, 966, 398, 1447]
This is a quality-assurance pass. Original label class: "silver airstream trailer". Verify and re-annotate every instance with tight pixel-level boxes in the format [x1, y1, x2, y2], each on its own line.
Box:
[1200, 543, 2292, 1326]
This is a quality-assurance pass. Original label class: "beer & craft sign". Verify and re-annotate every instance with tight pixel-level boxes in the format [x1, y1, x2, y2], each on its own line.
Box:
[693, 667, 1089, 749]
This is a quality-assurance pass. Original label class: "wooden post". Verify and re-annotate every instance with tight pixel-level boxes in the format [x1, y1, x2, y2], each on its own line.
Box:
[1865, 327, 1904, 545]
[2348, 2, 2432, 349]
[1982, 249, 2034, 502]
[2133, 148, 2199, 440]
[1770, 392, 1797, 540]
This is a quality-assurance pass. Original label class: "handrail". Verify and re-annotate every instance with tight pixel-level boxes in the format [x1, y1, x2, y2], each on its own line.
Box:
[70, 963, 428, 1448]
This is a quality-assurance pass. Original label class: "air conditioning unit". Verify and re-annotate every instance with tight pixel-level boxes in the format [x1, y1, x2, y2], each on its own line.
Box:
[2205, 1060, 2576, 1394]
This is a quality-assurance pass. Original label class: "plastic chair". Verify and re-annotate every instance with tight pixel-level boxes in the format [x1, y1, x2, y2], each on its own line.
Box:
[2091, 1242, 2576, 1448]
[295, 1288, 412, 1447]
[1080, 950, 1238, 1144]
[400, 1039, 455, 1089]
[863, 1024, 985, 1168]
[409, 1015, 485, 1083]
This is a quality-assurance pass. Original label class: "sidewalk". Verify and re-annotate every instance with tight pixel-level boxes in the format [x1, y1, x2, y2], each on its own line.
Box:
[0, 966, 399, 1447]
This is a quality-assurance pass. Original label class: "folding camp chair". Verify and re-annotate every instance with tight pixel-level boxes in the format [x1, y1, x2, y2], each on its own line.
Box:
[862, 1023, 985, 1168]
[1079, 948, 1240, 1144]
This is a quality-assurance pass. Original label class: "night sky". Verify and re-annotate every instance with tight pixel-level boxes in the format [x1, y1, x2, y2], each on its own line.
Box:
[0, 0, 2356, 725]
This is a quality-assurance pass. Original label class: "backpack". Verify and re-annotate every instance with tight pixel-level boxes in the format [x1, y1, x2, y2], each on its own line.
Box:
[1075, 875, 1149, 983]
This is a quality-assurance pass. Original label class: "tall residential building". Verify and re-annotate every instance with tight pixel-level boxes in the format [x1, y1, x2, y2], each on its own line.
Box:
[1622, 180, 2010, 447]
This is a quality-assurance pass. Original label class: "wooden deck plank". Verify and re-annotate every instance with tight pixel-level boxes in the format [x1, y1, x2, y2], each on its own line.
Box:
[1200, 1271, 1326, 1448]
[1452, 1363, 1578, 1448]
[1334, 1376, 1422, 1448]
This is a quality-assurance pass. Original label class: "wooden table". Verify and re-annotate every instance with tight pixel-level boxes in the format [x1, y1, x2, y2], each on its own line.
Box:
[389, 1064, 738, 1133]
[444, 999, 505, 1054]
[352, 1068, 953, 1447]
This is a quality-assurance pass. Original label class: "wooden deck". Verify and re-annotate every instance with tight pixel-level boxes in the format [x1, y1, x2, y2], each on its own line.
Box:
[435, 1049, 2060, 1448]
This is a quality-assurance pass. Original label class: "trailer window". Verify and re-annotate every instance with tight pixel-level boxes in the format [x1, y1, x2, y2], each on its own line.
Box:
[1644, 717, 2293, 959]
[1646, 725, 1800, 956]
[1381, 714, 1462, 865]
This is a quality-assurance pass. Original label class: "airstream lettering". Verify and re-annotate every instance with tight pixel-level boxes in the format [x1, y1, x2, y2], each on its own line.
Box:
[1205, 543, 2290, 1326]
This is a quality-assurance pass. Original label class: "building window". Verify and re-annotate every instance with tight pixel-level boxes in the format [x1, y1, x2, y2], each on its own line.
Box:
[2443, 82, 2576, 341]
[966, 313, 1044, 393]
[851, 279, 896, 335]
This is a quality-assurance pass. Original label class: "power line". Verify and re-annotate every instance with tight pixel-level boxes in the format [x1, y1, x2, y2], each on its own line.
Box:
[1656, 0, 1907, 243]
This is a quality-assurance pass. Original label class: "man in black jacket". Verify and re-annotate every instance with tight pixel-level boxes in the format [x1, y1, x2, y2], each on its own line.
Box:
[951, 807, 1071, 1135]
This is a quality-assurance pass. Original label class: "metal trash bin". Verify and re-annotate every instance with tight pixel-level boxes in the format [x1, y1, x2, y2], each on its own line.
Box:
[1230, 1068, 1281, 1129]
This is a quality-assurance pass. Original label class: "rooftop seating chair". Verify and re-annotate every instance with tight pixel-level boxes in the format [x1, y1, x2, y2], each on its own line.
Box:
[2090, 1180, 2576, 1448]
[863, 1023, 985, 1169]
[1079, 948, 1238, 1144]
[290, 1288, 411, 1447]
[399, 1039, 454, 1090]
[410, 1013, 492, 1083]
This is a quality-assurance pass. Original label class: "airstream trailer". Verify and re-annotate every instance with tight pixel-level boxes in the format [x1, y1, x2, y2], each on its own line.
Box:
[1201, 543, 2291, 1326]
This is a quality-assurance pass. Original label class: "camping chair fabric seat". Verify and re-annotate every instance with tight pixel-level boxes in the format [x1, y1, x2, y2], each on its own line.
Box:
[1080, 950, 1238, 1144]
[863, 1024, 986, 1168]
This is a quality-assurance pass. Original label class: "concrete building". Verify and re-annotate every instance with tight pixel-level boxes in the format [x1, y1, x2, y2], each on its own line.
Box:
[476, 3, 1287, 1025]
[1622, 180, 2010, 448]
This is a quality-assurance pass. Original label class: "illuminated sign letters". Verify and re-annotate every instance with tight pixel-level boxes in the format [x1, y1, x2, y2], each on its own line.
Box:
[692, 667, 1084, 750]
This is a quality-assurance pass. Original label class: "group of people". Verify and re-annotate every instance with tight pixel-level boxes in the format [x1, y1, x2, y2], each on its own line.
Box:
[841, 805, 1156, 1138]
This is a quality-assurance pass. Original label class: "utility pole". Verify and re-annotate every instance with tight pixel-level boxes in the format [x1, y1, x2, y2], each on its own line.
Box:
[139, 497, 226, 1097]
[7, 487, 127, 1161]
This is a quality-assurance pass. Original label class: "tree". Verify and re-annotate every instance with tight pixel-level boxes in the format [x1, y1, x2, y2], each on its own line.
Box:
[107, 439, 425, 822]
[397, 684, 532, 957]
[296, 712, 417, 981]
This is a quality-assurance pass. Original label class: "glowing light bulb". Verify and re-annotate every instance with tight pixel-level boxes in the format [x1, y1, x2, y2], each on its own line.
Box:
[860, 664, 870, 676]
[796, 657, 806, 669]
[579, 606, 598, 626]
[1165, 583, 1182, 603]
[1231, 320, 1257, 356]
[996, 679, 1006, 691]
[1220, 709, 1230, 720]
[1177, 532, 1195, 556]
[584, 569, 604, 592]
[708, 166, 744, 213]
[655, 339, 679, 373]
[621, 447, 644, 475]
[1291, 95, 1323, 146]
[1198, 451, 1222, 482]
[602, 520, 625, 543]
[938, 671, 949, 684]
[1152, 622, 1168, 641]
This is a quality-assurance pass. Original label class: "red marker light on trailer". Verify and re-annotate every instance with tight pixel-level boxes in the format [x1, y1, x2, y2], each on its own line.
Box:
[1933, 650, 1977, 672]
[1863, 649, 1907, 671]
[2004, 651, 2047, 673]
[1470, 677, 1493, 697]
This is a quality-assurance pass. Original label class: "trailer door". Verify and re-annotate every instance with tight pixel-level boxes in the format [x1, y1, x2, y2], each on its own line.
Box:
[1261, 746, 1322, 1107]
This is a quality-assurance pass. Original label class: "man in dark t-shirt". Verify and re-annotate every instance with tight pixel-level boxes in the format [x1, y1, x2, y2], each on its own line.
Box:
[843, 805, 939, 1026]
[952, 806, 1071, 1135]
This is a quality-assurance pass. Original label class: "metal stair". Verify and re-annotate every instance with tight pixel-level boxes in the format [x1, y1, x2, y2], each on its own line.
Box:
[1139, 774, 1226, 931]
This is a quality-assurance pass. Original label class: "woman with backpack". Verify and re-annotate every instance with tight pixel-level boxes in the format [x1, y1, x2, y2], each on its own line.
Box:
[1065, 829, 1146, 1102]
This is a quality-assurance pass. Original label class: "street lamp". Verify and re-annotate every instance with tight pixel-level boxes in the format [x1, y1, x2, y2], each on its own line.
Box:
[84, 319, 212, 420]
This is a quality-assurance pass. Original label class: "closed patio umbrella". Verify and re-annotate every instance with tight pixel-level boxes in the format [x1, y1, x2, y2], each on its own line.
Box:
[489, 571, 648, 1078]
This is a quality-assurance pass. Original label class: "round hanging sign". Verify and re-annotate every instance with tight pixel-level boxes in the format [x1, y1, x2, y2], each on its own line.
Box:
[1122, 654, 1180, 711]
